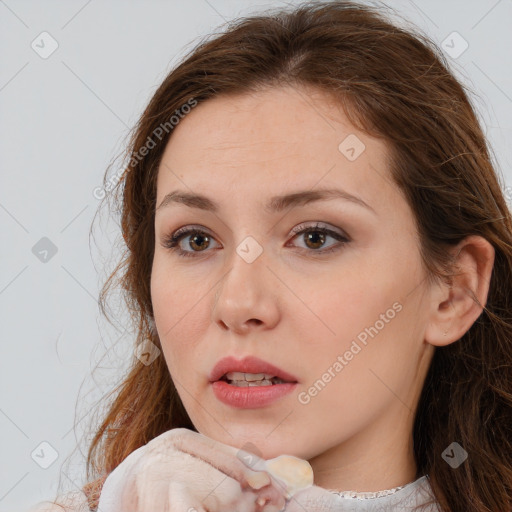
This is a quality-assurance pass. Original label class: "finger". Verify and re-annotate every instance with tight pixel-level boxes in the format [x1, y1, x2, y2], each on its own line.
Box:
[238, 453, 314, 502]
[164, 429, 273, 491]
[188, 472, 280, 512]
[152, 429, 290, 512]
[262, 455, 314, 499]
[254, 484, 287, 512]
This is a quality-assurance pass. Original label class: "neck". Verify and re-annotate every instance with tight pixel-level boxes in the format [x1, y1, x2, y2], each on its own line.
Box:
[308, 402, 418, 492]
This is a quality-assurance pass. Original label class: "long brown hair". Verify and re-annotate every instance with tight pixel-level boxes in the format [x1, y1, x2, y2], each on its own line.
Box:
[73, 1, 512, 510]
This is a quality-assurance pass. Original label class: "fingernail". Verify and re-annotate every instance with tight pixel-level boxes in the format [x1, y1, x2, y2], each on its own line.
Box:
[247, 471, 271, 489]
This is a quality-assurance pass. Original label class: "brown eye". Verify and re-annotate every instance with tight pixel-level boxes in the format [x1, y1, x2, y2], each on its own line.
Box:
[161, 227, 220, 258]
[188, 233, 211, 251]
[162, 222, 350, 259]
[288, 222, 350, 254]
[303, 231, 327, 250]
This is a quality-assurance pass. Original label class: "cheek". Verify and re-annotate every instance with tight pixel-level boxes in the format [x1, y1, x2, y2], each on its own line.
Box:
[150, 257, 212, 369]
[304, 258, 423, 407]
[302, 263, 397, 344]
[151, 253, 206, 322]
[298, 250, 418, 378]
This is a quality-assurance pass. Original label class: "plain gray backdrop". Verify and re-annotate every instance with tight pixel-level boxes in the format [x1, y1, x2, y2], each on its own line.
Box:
[1, 0, 511, 510]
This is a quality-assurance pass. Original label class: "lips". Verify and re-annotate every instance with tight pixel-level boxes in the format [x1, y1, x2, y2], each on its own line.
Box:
[209, 355, 299, 384]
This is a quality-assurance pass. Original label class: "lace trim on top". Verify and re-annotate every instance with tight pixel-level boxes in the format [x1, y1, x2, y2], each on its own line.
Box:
[327, 481, 408, 499]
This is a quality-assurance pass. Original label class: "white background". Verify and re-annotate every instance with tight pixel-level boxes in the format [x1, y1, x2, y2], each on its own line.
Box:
[1, 1, 511, 510]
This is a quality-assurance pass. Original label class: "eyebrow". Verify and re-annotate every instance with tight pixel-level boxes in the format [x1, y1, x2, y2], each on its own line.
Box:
[156, 187, 376, 215]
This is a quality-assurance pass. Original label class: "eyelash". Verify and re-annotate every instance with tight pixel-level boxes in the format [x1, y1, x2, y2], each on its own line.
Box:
[161, 222, 350, 259]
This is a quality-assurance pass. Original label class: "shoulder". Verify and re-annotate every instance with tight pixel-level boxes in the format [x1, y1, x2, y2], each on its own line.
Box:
[27, 491, 90, 512]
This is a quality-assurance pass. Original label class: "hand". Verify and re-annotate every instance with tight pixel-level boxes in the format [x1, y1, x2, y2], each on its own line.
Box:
[97, 428, 290, 512]
[237, 452, 348, 512]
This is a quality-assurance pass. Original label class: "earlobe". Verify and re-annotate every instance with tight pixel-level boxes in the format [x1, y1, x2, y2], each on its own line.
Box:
[424, 235, 495, 347]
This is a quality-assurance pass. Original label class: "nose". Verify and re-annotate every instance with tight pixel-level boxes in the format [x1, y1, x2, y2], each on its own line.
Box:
[211, 250, 281, 335]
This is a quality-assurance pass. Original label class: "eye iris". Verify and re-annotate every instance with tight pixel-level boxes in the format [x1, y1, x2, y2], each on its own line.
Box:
[189, 233, 210, 251]
[173, 227, 336, 253]
[304, 231, 325, 249]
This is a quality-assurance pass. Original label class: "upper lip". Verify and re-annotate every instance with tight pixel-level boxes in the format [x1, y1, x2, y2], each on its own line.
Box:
[209, 355, 299, 383]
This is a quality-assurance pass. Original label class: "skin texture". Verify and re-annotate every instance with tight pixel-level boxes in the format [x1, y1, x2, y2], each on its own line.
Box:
[150, 84, 495, 492]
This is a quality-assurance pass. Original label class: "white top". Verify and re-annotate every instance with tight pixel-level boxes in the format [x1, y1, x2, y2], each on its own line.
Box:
[323, 475, 441, 511]
[27, 474, 440, 511]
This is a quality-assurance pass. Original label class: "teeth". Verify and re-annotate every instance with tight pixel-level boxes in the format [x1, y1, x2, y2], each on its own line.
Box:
[224, 372, 287, 386]
[226, 372, 274, 381]
[230, 379, 274, 387]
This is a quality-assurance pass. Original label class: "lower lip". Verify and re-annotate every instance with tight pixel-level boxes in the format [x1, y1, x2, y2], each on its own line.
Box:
[211, 380, 298, 408]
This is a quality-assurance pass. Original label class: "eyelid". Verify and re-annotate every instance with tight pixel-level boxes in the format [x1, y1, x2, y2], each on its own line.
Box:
[289, 221, 348, 239]
[160, 221, 350, 257]
[167, 221, 347, 241]
[172, 224, 211, 238]
[162, 224, 219, 249]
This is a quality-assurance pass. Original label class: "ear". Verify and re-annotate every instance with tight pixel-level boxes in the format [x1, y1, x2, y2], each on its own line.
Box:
[424, 235, 495, 347]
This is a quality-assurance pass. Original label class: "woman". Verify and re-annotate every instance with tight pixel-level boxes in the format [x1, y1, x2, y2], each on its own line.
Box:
[33, 1, 512, 511]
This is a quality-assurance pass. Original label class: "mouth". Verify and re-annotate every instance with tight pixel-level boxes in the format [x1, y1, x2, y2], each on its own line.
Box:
[210, 356, 299, 408]
[209, 355, 299, 385]
[219, 372, 291, 387]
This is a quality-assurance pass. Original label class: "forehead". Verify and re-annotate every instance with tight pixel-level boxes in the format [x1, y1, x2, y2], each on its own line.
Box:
[155, 85, 394, 214]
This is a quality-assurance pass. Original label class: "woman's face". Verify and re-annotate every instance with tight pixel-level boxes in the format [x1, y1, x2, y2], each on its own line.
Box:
[151, 85, 435, 488]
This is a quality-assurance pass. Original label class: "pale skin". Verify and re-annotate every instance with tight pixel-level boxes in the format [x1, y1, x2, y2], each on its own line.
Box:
[31, 85, 495, 511]
[150, 84, 495, 493]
